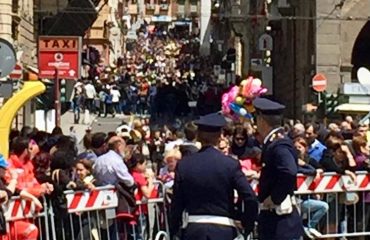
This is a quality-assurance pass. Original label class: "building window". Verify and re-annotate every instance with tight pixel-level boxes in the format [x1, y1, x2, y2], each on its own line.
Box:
[12, 0, 19, 13]
[12, 21, 19, 41]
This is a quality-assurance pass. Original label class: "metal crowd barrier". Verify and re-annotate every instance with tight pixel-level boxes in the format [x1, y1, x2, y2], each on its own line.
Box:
[62, 181, 169, 240]
[2, 195, 49, 240]
[294, 171, 370, 239]
[2, 172, 370, 239]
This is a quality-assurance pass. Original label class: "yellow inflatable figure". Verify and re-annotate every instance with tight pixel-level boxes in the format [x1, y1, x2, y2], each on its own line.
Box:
[0, 79, 45, 157]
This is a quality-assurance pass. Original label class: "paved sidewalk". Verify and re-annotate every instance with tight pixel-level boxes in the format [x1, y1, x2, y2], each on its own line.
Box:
[61, 111, 97, 144]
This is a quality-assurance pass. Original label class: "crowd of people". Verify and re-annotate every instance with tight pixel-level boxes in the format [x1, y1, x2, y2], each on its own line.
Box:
[0, 112, 369, 239]
[1, 24, 370, 240]
[70, 26, 222, 125]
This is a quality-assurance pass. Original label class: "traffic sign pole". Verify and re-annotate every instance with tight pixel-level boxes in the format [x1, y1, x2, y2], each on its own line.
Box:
[54, 69, 61, 127]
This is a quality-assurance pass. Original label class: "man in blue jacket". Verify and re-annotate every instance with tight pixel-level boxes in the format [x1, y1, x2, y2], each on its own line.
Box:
[253, 97, 303, 240]
[170, 112, 258, 240]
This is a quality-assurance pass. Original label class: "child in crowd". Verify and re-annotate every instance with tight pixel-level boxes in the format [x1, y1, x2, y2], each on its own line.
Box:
[158, 149, 182, 189]
[218, 137, 230, 155]
[239, 147, 262, 180]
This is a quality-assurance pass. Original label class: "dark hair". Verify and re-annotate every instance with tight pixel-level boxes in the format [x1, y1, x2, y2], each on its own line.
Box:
[83, 132, 92, 150]
[305, 122, 321, 134]
[55, 136, 77, 156]
[128, 153, 146, 170]
[260, 114, 283, 128]
[51, 150, 76, 170]
[197, 131, 220, 146]
[324, 131, 344, 143]
[352, 136, 367, 154]
[293, 136, 308, 149]
[107, 132, 117, 140]
[33, 152, 52, 169]
[184, 121, 197, 141]
[325, 132, 344, 151]
[11, 137, 29, 156]
[222, 122, 234, 137]
[33, 131, 50, 152]
[9, 129, 20, 144]
[233, 125, 248, 139]
[20, 126, 34, 138]
[51, 126, 63, 136]
[91, 132, 107, 149]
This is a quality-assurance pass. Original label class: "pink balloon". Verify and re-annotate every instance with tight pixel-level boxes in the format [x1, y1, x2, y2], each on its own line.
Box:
[222, 86, 239, 115]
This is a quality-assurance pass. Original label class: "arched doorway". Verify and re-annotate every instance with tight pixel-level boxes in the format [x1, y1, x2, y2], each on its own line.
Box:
[351, 21, 370, 79]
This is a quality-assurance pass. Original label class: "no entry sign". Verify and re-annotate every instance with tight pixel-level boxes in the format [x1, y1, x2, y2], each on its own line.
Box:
[9, 64, 22, 79]
[312, 73, 327, 92]
[38, 36, 81, 79]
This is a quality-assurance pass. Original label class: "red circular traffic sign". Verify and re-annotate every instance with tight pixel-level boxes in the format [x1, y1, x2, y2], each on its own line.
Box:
[9, 64, 22, 79]
[312, 73, 327, 92]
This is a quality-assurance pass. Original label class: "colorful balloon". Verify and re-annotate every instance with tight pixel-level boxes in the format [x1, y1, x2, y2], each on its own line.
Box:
[229, 103, 253, 119]
[235, 96, 245, 105]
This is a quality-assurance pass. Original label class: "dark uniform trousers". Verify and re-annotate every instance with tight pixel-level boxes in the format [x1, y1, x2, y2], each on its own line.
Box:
[257, 130, 303, 240]
[258, 208, 302, 240]
[182, 224, 237, 240]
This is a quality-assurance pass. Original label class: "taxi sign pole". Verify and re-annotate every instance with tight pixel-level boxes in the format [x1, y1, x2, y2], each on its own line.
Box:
[54, 68, 61, 127]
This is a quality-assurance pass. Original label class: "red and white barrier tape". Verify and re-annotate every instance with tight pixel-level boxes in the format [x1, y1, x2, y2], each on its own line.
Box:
[65, 187, 118, 213]
[3, 198, 42, 221]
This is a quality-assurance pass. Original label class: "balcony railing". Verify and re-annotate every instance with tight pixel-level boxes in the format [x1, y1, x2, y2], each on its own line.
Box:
[146, 4, 156, 10]
[160, 4, 169, 10]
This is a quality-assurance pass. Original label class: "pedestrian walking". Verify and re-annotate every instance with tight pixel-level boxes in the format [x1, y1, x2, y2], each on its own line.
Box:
[84, 80, 97, 114]
[252, 97, 303, 240]
[170, 113, 259, 240]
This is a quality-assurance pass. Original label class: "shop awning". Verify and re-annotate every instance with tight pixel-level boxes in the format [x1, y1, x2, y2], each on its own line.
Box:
[43, 0, 98, 36]
[174, 20, 191, 26]
[335, 103, 370, 113]
[151, 16, 172, 23]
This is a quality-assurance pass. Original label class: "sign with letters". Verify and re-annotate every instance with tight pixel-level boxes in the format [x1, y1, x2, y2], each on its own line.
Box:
[38, 36, 81, 79]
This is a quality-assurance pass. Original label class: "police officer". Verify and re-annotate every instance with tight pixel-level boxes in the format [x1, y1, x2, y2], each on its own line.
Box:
[253, 98, 303, 239]
[170, 112, 259, 240]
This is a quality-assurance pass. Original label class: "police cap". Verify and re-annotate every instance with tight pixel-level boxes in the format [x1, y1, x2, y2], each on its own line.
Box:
[194, 112, 227, 132]
[253, 97, 285, 115]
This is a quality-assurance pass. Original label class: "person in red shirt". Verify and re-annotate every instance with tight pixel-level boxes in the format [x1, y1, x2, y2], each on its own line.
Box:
[7, 137, 53, 197]
[128, 153, 157, 239]
[5, 137, 53, 240]
[128, 153, 156, 202]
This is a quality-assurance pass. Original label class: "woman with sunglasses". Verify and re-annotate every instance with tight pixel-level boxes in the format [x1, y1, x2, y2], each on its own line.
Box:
[230, 125, 253, 159]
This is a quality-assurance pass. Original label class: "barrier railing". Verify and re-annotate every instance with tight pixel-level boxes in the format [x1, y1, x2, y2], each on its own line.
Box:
[2, 172, 370, 240]
[2, 196, 49, 240]
[295, 172, 370, 239]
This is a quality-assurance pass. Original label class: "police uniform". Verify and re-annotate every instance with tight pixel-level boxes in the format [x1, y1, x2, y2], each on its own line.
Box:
[253, 98, 303, 240]
[170, 113, 259, 240]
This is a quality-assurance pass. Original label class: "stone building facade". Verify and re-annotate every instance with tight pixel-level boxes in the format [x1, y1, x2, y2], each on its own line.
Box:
[0, 0, 37, 127]
[271, 0, 370, 119]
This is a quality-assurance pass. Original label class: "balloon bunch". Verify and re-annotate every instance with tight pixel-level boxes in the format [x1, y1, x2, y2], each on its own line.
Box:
[222, 77, 268, 120]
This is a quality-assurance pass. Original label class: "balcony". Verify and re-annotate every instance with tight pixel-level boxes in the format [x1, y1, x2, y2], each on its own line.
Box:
[159, 4, 169, 10]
